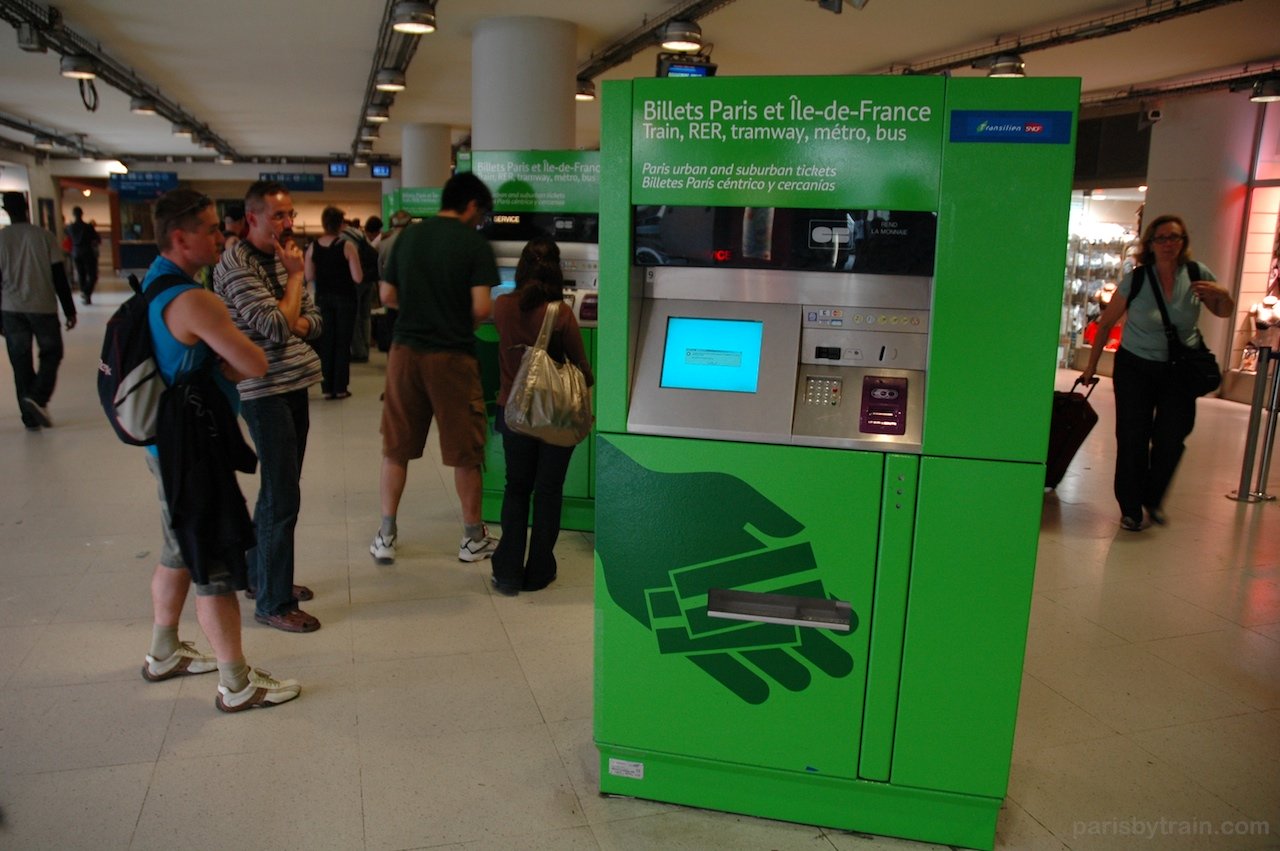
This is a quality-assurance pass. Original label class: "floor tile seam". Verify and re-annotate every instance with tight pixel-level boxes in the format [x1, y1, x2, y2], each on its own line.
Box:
[1121, 706, 1263, 738]
[1156, 581, 1280, 628]
[1116, 734, 1268, 822]
[127, 753, 163, 850]
[1246, 624, 1280, 644]
[1053, 605, 1234, 645]
[489, 592, 561, 730]
[998, 791, 1076, 850]
[3, 756, 160, 779]
[1020, 671, 1126, 740]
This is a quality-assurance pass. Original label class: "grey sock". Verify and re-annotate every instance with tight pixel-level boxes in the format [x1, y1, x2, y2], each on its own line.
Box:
[380, 516, 397, 539]
[464, 522, 484, 541]
[150, 625, 180, 660]
[218, 659, 250, 692]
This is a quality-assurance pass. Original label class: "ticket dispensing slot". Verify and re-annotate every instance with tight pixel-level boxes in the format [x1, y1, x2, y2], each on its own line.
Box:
[707, 588, 853, 632]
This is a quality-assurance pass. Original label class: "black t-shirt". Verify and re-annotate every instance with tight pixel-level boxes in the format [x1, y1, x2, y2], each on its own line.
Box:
[311, 238, 355, 299]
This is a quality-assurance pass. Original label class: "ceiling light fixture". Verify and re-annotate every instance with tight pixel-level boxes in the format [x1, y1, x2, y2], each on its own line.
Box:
[660, 20, 702, 52]
[575, 78, 596, 102]
[391, 1, 436, 35]
[32, 134, 55, 151]
[359, 124, 381, 141]
[366, 103, 391, 123]
[129, 96, 158, 115]
[987, 54, 1026, 78]
[375, 69, 407, 92]
[59, 54, 96, 79]
[215, 154, 234, 165]
[171, 122, 193, 138]
[353, 158, 369, 168]
[1251, 77, 1280, 103]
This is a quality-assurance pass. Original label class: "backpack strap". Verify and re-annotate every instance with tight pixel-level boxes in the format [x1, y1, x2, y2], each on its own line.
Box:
[142, 273, 195, 304]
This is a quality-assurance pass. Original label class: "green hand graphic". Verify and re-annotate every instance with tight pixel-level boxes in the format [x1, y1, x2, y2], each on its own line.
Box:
[597, 439, 855, 705]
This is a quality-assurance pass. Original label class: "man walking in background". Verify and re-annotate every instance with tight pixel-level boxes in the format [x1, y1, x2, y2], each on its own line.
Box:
[0, 191, 77, 430]
[65, 205, 101, 305]
[214, 180, 324, 633]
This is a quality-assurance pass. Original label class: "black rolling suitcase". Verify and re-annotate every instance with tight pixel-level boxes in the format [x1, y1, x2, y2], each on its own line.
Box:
[1046, 378, 1098, 489]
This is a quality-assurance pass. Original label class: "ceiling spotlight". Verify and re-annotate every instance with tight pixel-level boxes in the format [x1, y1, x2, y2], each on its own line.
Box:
[171, 122, 193, 137]
[987, 54, 1026, 78]
[375, 69, 407, 92]
[575, 78, 596, 102]
[129, 96, 158, 115]
[33, 134, 56, 151]
[353, 158, 369, 168]
[359, 124, 381, 141]
[78, 150, 95, 163]
[1251, 77, 1280, 103]
[660, 20, 702, 52]
[391, 1, 436, 35]
[215, 154, 234, 165]
[366, 103, 391, 123]
[60, 54, 96, 79]
[356, 142, 374, 157]
[106, 160, 128, 175]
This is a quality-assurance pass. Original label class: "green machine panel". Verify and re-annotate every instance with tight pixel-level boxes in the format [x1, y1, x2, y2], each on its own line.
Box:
[595, 434, 882, 775]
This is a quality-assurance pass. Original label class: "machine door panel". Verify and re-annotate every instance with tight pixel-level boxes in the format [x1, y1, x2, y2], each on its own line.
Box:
[595, 434, 883, 779]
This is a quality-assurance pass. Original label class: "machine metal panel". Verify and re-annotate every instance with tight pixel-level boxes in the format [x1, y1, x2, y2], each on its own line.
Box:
[628, 299, 801, 443]
[647, 267, 932, 311]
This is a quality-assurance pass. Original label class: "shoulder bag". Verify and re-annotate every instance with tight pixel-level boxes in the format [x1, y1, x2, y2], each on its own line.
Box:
[503, 302, 593, 446]
[1146, 266, 1222, 397]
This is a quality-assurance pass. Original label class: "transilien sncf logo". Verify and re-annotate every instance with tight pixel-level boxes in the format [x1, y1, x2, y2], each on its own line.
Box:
[597, 439, 858, 705]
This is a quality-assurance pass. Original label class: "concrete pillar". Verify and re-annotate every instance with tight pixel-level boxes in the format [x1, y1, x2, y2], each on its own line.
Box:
[471, 17, 575, 151]
[401, 123, 453, 188]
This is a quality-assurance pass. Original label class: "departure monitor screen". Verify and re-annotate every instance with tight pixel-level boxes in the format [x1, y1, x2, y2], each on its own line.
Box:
[660, 317, 763, 393]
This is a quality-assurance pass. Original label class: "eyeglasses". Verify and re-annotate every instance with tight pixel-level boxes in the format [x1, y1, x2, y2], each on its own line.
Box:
[1151, 234, 1185, 244]
[269, 209, 298, 223]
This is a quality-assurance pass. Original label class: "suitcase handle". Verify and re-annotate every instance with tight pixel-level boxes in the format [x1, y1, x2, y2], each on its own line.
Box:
[1073, 377, 1097, 399]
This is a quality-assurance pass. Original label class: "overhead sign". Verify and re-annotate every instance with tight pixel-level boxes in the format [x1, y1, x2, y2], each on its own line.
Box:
[108, 171, 178, 201]
[398, 187, 442, 216]
[258, 172, 324, 192]
[464, 151, 600, 213]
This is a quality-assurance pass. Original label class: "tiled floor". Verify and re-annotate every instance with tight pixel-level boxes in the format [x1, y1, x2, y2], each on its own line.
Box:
[1, 282, 1276, 850]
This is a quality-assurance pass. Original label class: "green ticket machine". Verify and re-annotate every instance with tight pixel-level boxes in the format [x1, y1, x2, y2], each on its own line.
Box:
[593, 76, 1078, 849]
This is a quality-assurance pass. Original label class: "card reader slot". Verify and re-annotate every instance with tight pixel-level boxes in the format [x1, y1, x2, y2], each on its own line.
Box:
[707, 588, 852, 632]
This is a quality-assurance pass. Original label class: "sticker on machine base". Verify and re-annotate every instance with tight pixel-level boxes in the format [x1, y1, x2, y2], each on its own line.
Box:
[949, 110, 1072, 144]
[608, 758, 645, 780]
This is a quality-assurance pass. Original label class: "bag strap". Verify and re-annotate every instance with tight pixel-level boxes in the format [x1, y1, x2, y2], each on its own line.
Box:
[1145, 267, 1184, 352]
[138, 272, 192, 304]
[533, 301, 559, 352]
[1127, 265, 1146, 306]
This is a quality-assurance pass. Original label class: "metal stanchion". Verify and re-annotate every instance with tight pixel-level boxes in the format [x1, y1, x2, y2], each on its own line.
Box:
[1229, 346, 1272, 502]
[1249, 346, 1280, 500]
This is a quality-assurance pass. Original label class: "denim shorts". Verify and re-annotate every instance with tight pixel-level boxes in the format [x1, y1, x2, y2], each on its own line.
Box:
[145, 453, 235, 596]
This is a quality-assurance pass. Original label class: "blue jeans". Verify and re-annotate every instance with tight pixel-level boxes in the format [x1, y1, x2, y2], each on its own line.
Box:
[491, 410, 575, 590]
[3, 311, 63, 427]
[241, 389, 310, 617]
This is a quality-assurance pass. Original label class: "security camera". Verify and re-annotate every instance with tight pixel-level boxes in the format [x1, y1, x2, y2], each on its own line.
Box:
[1145, 108, 1162, 123]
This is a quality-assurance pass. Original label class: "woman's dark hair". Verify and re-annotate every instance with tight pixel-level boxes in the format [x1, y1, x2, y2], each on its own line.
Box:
[1139, 214, 1191, 266]
[515, 236, 564, 311]
[321, 205, 346, 235]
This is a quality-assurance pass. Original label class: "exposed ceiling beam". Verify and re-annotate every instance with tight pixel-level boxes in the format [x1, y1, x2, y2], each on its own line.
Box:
[576, 0, 738, 82]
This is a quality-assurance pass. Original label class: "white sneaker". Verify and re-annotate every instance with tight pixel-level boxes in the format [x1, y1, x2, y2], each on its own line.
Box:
[141, 641, 217, 682]
[370, 530, 396, 564]
[215, 668, 301, 713]
[458, 528, 498, 562]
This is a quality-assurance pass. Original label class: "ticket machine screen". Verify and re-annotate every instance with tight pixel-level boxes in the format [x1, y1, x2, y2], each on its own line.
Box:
[660, 317, 764, 394]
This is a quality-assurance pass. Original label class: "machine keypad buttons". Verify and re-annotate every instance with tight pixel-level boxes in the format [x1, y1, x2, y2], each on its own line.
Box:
[804, 376, 842, 407]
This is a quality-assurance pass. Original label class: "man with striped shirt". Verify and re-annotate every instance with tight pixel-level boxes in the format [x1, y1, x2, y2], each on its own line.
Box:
[213, 180, 324, 633]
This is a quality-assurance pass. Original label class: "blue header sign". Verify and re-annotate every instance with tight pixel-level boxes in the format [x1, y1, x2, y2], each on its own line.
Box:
[949, 110, 1073, 144]
[258, 172, 324, 192]
[108, 171, 178, 201]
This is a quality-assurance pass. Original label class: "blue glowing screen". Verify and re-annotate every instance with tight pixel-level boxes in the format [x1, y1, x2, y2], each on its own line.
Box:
[660, 317, 763, 394]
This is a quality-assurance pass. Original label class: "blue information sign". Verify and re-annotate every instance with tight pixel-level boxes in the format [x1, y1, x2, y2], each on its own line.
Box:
[258, 172, 325, 191]
[108, 171, 178, 201]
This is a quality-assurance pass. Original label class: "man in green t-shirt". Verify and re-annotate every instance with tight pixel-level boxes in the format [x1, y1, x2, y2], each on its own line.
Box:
[371, 172, 501, 565]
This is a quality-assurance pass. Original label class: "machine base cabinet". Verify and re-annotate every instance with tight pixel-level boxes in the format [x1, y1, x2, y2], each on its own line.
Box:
[595, 746, 1001, 850]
